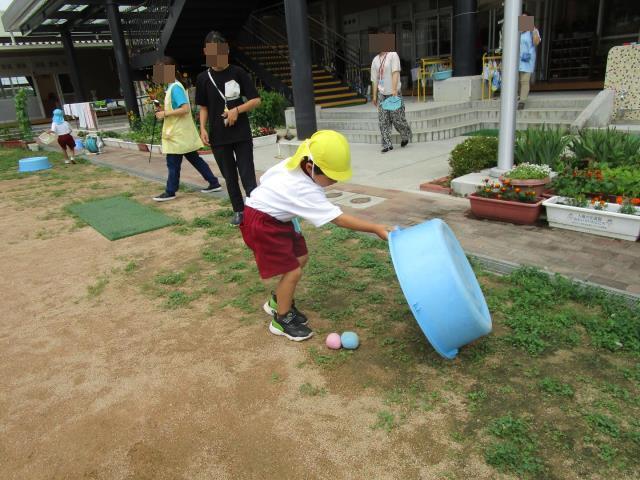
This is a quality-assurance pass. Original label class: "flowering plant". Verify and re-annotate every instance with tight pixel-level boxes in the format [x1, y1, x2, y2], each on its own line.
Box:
[504, 163, 552, 180]
[475, 178, 539, 203]
[615, 196, 640, 216]
[251, 126, 276, 138]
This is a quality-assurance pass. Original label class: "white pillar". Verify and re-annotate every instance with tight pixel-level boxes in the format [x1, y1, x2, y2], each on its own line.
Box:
[492, 0, 522, 176]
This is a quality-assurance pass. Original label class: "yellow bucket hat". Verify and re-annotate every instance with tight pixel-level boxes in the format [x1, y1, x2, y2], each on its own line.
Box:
[285, 130, 352, 181]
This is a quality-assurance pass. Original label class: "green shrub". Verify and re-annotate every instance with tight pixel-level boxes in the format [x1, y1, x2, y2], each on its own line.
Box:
[248, 89, 288, 129]
[14, 88, 33, 141]
[122, 112, 162, 144]
[570, 128, 640, 167]
[601, 166, 640, 198]
[514, 126, 570, 170]
[448, 136, 498, 178]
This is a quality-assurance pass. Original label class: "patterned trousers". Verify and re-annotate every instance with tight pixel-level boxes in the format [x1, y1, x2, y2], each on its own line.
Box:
[377, 93, 412, 149]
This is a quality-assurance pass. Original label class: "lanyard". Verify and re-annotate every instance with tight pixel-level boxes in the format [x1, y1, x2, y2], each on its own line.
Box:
[378, 53, 388, 80]
[207, 69, 228, 109]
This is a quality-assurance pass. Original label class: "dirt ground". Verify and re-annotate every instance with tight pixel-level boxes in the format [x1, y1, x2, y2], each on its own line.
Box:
[0, 169, 501, 480]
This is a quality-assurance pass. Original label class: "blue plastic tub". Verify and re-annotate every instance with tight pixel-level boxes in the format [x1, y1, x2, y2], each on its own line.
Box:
[18, 156, 51, 173]
[388, 219, 492, 359]
[432, 69, 453, 81]
[74, 138, 84, 150]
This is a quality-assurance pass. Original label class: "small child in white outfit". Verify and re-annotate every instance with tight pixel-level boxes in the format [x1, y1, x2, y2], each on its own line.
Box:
[49, 109, 76, 164]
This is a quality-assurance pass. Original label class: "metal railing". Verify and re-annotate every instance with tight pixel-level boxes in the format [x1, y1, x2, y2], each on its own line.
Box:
[122, 0, 172, 56]
[242, 4, 367, 96]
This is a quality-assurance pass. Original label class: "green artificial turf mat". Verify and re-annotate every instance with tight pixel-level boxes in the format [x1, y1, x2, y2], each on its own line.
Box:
[68, 195, 176, 240]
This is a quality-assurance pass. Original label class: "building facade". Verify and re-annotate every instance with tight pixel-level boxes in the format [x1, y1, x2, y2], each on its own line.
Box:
[321, 0, 639, 88]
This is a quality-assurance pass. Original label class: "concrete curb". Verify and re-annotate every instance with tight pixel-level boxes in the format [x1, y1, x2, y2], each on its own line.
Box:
[468, 252, 640, 305]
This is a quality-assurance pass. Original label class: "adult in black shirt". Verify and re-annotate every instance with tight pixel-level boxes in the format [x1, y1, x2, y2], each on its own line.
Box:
[196, 31, 261, 226]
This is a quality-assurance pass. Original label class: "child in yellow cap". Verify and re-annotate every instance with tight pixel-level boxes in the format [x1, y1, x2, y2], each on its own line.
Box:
[241, 130, 390, 341]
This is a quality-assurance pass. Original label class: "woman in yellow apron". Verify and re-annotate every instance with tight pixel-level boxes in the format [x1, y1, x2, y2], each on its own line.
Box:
[153, 57, 222, 202]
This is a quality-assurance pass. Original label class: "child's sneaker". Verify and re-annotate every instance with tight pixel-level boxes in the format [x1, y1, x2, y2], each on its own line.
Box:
[269, 311, 313, 341]
[263, 292, 308, 325]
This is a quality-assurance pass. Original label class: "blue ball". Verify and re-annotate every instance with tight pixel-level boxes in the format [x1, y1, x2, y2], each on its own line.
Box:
[341, 331, 359, 350]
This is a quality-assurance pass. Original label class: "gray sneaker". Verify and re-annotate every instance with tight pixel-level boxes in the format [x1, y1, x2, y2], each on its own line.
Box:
[230, 211, 244, 226]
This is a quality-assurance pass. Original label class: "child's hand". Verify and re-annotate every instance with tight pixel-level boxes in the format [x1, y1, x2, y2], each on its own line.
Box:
[374, 224, 391, 241]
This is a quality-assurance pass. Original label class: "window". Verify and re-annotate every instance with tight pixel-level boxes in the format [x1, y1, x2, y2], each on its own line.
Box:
[603, 0, 640, 37]
[0, 76, 36, 99]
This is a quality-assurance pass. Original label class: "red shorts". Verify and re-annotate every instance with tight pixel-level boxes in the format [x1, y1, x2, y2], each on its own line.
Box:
[57, 133, 76, 150]
[240, 206, 308, 279]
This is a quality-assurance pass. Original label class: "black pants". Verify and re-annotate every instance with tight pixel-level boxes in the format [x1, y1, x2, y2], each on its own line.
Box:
[212, 140, 257, 213]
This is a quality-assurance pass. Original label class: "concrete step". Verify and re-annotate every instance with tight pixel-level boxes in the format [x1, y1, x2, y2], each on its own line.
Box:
[471, 98, 591, 109]
[318, 101, 472, 121]
[318, 98, 368, 108]
[319, 106, 581, 127]
[324, 117, 575, 144]
[314, 86, 350, 94]
[315, 92, 358, 102]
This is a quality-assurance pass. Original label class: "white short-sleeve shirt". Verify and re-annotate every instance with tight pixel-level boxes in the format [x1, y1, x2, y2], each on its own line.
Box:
[51, 121, 71, 136]
[370, 52, 402, 96]
[245, 159, 343, 227]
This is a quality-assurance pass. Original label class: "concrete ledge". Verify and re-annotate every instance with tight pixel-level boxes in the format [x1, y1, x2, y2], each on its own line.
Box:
[277, 139, 302, 157]
[434, 75, 482, 102]
[571, 88, 614, 131]
[285, 105, 322, 129]
[451, 169, 494, 196]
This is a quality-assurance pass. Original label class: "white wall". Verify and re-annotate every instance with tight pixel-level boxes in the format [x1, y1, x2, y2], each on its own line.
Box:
[0, 95, 42, 123]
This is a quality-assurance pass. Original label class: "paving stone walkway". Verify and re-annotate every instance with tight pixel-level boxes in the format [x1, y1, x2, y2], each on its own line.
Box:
[87, 148, 640, 298]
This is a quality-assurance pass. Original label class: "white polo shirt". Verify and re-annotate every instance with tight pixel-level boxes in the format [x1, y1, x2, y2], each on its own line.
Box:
[51, 121, 71, 136]
[245, 159, 342, 227]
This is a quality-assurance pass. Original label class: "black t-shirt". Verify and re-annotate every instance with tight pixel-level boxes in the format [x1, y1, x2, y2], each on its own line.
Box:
[195, 65, 259, 147]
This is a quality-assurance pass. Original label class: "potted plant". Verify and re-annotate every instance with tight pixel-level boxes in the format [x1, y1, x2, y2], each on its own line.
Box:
[500, 163, 552, 197]
[544, 162, 640, 240]
[469, 178, 543, 225]
[543, 195, 640, 241]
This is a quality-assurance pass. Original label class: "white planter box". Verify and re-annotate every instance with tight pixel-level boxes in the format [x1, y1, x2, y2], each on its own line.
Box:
[103, 138, 122, 148]
[145, 143, 162, 154]
[543, 196, 640, 241]
[252, 133, 277, 148]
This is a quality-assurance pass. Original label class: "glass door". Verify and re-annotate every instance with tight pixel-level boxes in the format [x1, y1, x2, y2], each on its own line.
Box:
[415, 13, 439, 60]
[438, 7, 452, 56]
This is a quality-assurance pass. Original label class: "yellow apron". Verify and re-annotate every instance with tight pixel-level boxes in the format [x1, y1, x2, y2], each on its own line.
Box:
[161, 81, 204, 155]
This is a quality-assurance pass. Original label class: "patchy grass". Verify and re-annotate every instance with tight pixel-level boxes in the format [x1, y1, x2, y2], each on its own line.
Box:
[3, 146, 639, 479]
[87, 276, 109, 298]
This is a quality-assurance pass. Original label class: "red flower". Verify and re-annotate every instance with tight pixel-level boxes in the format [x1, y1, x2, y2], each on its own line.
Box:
[616, 196, 623, 205]
[515, 187, 521, 193]
[632, 198, 640, 206]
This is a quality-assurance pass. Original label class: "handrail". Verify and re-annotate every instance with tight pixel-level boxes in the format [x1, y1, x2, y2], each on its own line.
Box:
[244, 9, 367, 96]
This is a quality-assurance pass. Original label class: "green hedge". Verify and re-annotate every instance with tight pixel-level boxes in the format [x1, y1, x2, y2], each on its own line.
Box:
[449, 136, 499, 178]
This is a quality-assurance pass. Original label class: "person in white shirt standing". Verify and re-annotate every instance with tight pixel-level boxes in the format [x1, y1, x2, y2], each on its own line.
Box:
[370, 33, 412, 153]
[241, 130, 390, 342]
[48, 109, 76, 164]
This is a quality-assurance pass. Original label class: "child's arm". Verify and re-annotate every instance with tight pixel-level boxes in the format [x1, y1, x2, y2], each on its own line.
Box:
[332, 213, 390, 241]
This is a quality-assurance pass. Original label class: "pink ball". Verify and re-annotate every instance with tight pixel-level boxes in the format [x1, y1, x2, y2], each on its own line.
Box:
[326, 333, 342, 349]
